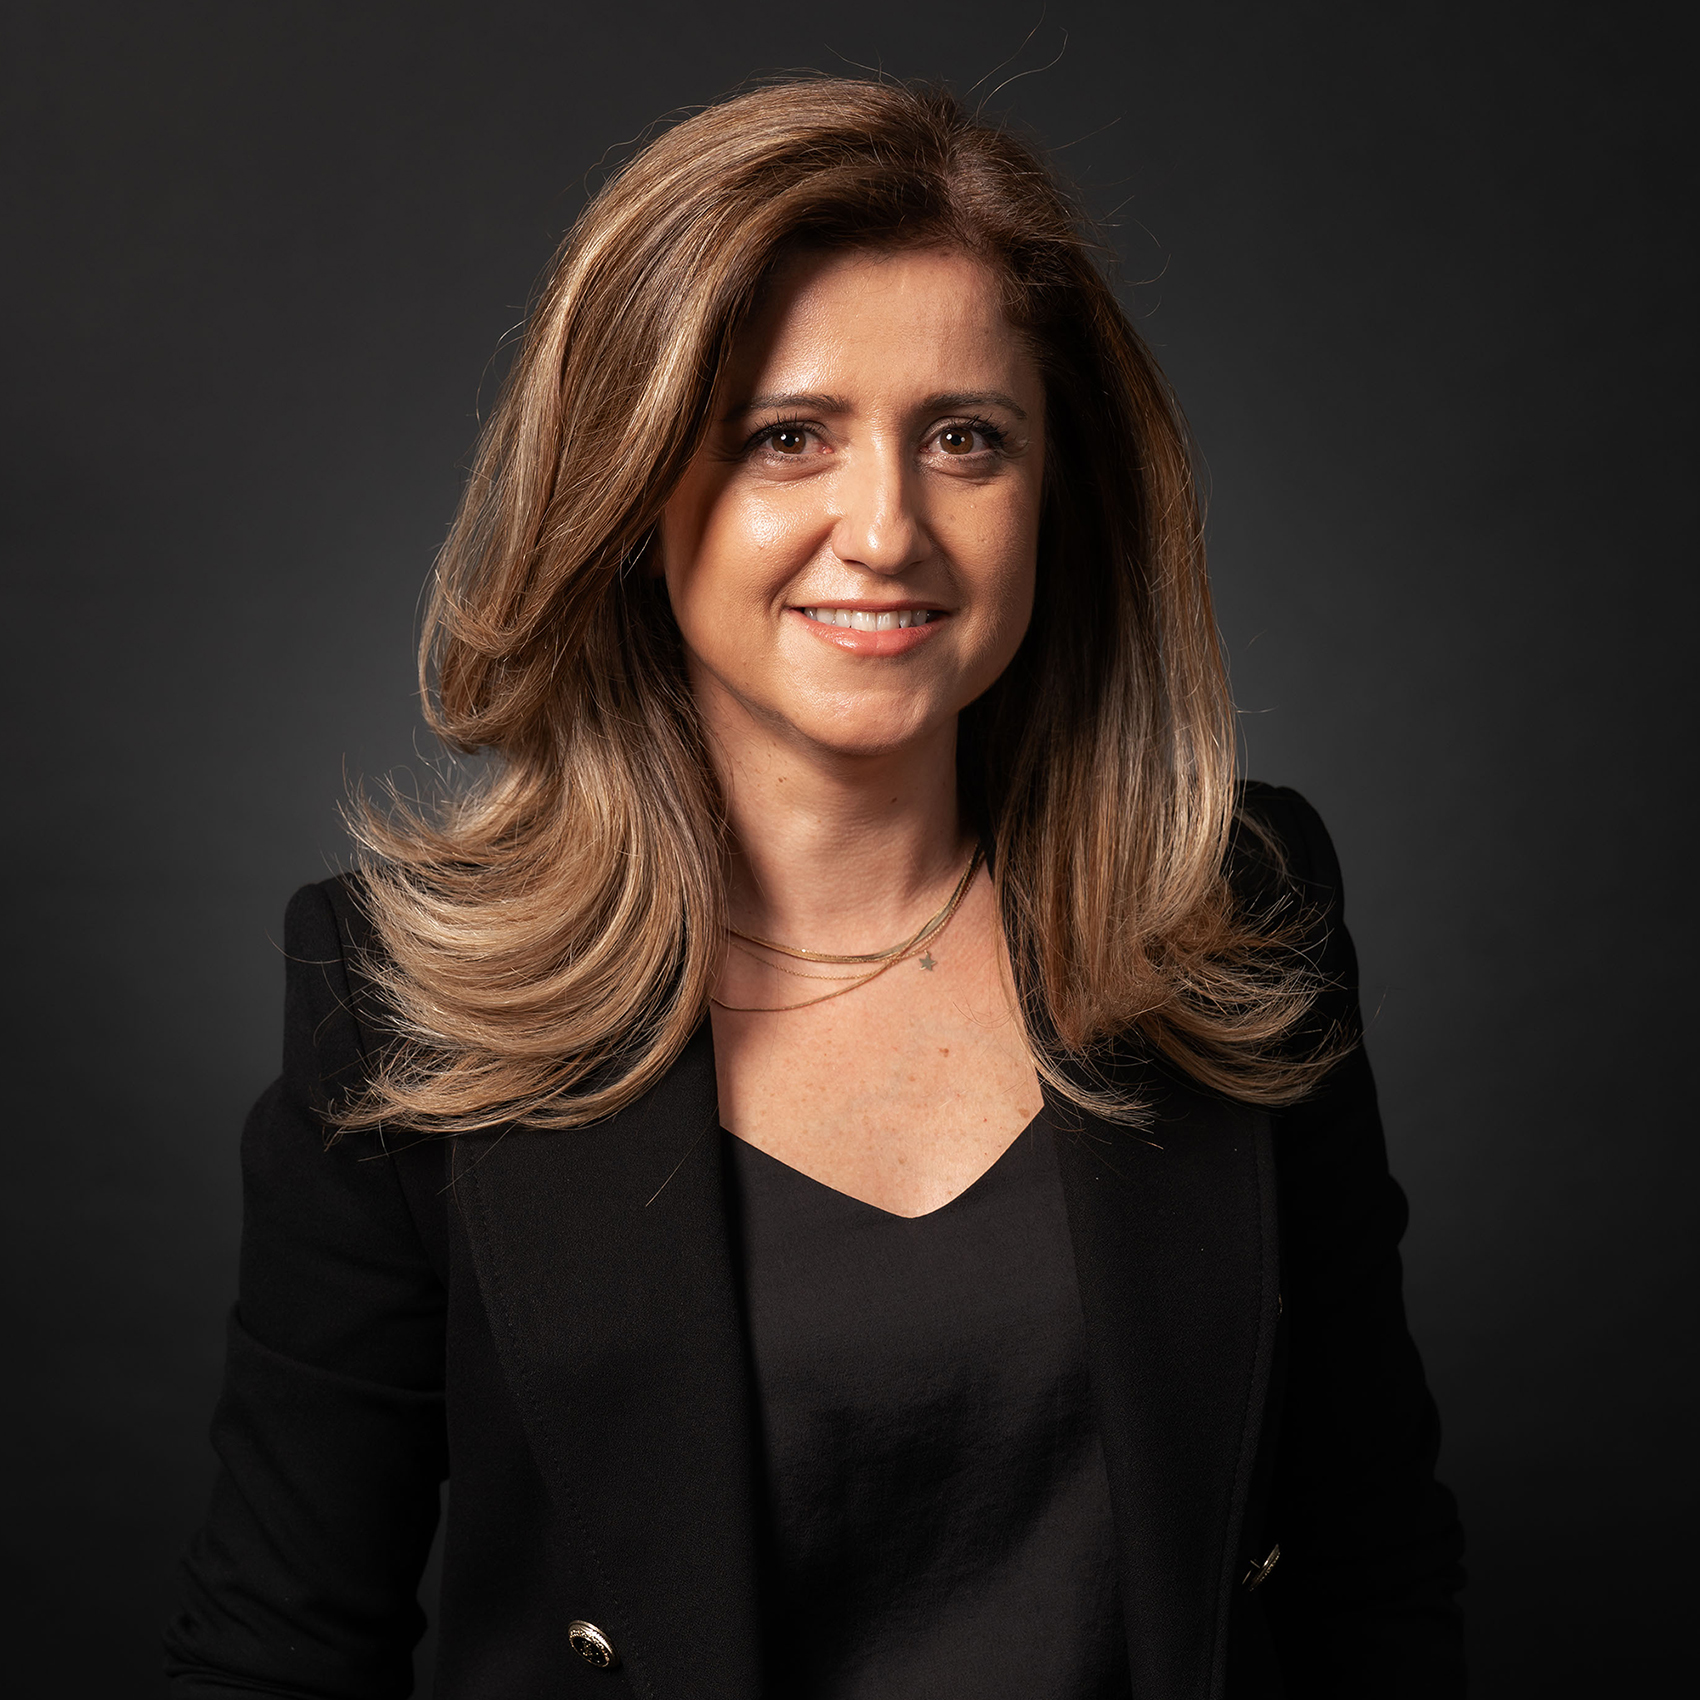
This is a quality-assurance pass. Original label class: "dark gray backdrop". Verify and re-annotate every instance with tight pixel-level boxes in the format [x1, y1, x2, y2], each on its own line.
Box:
[4, 2, 1692, 1693]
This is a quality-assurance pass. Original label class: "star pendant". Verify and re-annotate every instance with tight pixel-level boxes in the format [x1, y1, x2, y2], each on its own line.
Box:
[919, 951, 936, 971]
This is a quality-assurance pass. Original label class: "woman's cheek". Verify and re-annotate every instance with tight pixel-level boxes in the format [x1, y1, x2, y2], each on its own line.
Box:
[737, 488, 803, 557]
[702, 486, 820, 603]
[957, 501, 1039, 634]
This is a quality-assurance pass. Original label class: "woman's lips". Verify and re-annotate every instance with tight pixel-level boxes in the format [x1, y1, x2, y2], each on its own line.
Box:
[788, 605, 949, 655]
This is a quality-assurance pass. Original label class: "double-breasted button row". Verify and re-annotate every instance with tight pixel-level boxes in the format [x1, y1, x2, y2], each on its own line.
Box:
[568, 1619, 619, 1669]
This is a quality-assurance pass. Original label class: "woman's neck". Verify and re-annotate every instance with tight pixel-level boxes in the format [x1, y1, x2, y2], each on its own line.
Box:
[710, 715, 973, 956]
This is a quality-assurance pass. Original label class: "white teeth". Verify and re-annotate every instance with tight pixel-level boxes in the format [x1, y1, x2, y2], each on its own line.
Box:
[802, 607, 934, 630]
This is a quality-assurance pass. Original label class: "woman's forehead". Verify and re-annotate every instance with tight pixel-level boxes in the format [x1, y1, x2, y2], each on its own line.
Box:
[722, 247, 1039, 411]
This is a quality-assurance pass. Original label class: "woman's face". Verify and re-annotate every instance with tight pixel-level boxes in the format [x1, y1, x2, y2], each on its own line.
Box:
[658, 245, 1046, 760]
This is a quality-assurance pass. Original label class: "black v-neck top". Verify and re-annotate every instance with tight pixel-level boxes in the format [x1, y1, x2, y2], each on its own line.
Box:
[728, 1115, 1133, 1700]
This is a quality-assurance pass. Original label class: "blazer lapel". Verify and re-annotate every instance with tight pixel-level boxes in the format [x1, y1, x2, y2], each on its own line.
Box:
[452, 1021, 762, 1699]
[1052, 1073, 1280, 1700]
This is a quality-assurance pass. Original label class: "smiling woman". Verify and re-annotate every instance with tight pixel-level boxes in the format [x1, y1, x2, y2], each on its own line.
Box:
[660, 248, 1044, 759]
[167, 78, 1464, 1700]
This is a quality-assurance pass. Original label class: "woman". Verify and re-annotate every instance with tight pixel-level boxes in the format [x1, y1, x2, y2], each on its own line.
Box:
[167, 78, 1464, 1699]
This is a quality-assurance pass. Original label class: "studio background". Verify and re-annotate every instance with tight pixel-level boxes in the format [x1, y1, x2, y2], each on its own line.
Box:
[4, 2, 1691, 1694]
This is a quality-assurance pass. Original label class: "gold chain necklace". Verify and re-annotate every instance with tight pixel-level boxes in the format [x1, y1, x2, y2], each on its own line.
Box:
[713, 845, 983, 1013]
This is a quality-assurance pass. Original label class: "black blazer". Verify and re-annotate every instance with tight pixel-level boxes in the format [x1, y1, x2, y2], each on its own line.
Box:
[165, 784, 1464, 1699]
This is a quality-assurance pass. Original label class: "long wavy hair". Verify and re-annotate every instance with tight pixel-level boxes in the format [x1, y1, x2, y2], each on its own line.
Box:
[342, 76, 1338, 1136]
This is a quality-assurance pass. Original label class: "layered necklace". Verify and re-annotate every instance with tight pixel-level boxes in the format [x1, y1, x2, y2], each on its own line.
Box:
[713, 845, 984, 1013]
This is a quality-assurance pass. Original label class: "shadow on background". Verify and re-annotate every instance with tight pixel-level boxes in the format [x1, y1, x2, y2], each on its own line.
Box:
[3, 2, 1692, 1693]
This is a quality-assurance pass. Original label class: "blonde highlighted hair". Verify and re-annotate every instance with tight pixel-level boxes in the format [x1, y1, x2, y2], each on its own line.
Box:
[343, 77, 1338, 1135]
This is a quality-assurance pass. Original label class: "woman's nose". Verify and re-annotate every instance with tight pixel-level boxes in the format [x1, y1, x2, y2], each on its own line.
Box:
[830, 447, 926, 575]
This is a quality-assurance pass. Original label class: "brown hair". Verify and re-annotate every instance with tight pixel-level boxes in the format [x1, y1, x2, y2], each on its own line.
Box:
[344, 76, 1338, 1135]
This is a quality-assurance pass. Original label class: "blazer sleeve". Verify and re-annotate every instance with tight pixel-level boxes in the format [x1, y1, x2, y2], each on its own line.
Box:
[1248, 785, 1467, 1696]
[164, 880, 449, 1700]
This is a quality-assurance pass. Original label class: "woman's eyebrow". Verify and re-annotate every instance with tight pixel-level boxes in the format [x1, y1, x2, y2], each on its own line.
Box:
[725, 392, 849, 420]
[725, 389, 1029, 421]
[925, 390, 1028, 421]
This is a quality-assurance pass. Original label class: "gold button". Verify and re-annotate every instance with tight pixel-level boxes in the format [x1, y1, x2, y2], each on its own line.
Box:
[567, 1620, 618, 1669]
[1242, 1543, 1281, 1590]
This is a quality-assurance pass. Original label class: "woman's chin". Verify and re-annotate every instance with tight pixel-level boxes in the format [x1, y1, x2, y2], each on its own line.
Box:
[790, 705, 952, 762]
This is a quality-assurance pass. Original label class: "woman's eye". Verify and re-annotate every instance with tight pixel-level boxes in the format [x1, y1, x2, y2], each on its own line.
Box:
[934, 422, 1000, 457]
[765, 425, 809, 455]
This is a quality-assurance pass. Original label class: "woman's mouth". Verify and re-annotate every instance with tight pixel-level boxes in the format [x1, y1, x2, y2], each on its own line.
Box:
[799, 606, 938, 631]
[790, 604, 948, 654]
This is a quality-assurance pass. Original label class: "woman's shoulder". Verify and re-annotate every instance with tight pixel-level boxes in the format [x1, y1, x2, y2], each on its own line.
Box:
[1233, 780, 1345, 904]
[284, 870, 376, 968]
[1231, 782, 1364, 1070]
[279, 871, 389, 1106]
